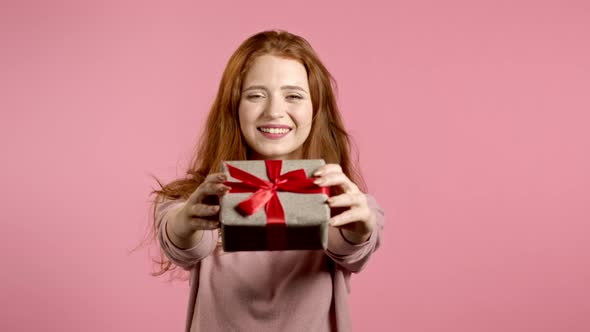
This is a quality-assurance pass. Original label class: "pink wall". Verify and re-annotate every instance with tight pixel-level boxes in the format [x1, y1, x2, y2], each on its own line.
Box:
[1, 0, 589, 331]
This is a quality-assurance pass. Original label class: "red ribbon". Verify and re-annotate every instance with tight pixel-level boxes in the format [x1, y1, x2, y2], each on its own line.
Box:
[224, 160, 329, 249]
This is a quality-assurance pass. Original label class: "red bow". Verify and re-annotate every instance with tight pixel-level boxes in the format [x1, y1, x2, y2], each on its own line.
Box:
[224, 160, 329, 223]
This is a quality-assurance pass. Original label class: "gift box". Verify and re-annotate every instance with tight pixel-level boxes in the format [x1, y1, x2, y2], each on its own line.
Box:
[220, 159, 330, 251]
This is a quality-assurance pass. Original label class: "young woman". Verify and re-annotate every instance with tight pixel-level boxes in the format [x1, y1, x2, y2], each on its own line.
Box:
[151, 30, 385, 332]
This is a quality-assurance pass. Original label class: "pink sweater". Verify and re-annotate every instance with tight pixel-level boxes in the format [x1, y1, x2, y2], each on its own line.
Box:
[156, 196, 384, 332]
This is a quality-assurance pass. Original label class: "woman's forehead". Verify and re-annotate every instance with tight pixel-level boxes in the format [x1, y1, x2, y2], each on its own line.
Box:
[244, 55, 308, 85]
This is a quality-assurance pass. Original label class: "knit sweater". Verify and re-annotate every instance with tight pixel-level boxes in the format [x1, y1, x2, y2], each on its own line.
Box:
[156, 196, 384, 332]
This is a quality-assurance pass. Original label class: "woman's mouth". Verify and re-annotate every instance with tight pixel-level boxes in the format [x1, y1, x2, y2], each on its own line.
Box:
[257, 126, 292, 139]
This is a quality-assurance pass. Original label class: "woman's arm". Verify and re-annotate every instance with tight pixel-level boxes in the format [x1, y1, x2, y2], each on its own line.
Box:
[155, 173, 230, 269]
[311, 163, 385, 272]
[324, 195, 385, 272]
[156, 199, 219, 270]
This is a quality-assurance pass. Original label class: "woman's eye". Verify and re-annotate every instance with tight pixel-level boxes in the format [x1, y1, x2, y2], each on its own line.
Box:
[247, 94, 264, 100]
[286, 95, 303, 100]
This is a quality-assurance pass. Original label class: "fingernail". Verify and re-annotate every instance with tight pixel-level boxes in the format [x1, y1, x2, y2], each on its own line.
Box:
[314, 178, 324, 185]
[314, 170, 323, 176]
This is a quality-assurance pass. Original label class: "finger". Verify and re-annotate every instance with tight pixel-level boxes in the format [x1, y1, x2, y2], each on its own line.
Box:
[314, 172, 359, 193]
[327, 192, 367, 208]
[313, 163, 342, 177]
[188, 173, 227, 203]
[188, 203, 220, 218]
[187, 217, 221, 230]
[329, 206, 370, 227]
[189, 181, 230, 204]
[204, 172, 227, 184]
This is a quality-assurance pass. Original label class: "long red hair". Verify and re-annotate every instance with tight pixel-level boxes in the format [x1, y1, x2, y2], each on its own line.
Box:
[149, 30, 366, 276]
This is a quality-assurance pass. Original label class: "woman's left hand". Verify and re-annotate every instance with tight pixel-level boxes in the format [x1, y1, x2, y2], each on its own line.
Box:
[313, 164, 376, 244]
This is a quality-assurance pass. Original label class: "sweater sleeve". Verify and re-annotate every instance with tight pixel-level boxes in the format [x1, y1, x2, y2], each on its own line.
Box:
[156, 199, 218, 270]
[324, 194, 385, 273]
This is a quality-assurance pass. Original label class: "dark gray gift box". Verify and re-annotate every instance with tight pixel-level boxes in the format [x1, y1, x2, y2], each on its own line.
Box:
[220, 159, 330, 252]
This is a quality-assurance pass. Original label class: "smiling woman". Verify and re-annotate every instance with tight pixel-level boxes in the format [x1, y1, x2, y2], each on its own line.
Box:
[149, 30, 385, 332]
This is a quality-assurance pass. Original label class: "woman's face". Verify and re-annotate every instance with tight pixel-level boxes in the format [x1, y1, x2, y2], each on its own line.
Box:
[238, 54, 313, 160]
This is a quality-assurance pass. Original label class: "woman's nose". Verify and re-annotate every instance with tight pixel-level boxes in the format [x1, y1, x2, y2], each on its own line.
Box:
[263, 97, 285, 118]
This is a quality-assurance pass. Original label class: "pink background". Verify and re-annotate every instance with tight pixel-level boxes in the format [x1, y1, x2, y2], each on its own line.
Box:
[1, 0, 589, 331]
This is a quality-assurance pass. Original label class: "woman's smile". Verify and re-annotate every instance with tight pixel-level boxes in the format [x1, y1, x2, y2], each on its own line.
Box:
[257, 124, 293, 139]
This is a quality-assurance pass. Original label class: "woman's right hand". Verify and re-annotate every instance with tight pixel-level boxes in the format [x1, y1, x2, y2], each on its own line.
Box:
[167, 173, 231, 248]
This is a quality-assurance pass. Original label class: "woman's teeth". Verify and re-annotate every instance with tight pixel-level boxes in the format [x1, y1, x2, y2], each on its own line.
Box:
[259, 127, 290, 134]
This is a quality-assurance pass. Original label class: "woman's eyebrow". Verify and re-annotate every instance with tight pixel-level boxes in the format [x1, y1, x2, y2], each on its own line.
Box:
[242, 85, 267, 92]
[242, 85, 309, 93]
[281, 85, 308, 93]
